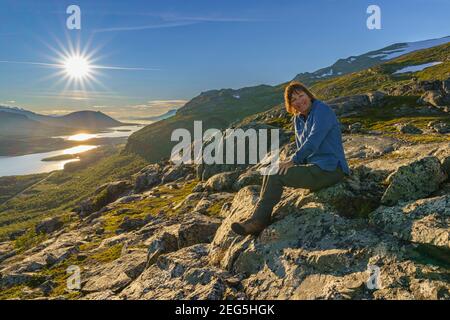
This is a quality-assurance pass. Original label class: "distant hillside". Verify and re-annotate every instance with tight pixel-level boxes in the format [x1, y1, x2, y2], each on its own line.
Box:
[0, 107, 124, 130]
[129, 109, 178, 122]
[125, 84, 285, 162]
[294, 35, 450, 85]
[0, 111, 69, 137]
[51, 111, 123, 129]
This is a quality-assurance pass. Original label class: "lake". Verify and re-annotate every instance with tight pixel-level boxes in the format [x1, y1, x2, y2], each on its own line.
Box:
[0, 125, 143, 177]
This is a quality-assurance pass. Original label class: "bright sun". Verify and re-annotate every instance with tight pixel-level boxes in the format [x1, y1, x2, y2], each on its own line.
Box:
[63, 55, 91, 79]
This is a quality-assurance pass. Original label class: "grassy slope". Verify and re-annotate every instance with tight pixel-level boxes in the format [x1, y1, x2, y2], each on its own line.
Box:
[0, 146, 148, 240]
[126, 85, 286, 162]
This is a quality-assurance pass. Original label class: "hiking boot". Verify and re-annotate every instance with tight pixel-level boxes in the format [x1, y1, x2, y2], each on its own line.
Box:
[231, 218, 269, 236]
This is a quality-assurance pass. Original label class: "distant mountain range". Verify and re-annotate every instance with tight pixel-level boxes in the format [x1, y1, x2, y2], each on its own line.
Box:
[0, 106, 124, 136]
[293, 35, 450, 84]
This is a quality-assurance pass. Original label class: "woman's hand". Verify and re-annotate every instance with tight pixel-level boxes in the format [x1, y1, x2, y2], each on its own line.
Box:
[278, 159, 294, 175]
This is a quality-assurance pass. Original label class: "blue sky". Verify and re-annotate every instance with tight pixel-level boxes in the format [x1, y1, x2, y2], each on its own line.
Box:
[0, 0, 449, 120]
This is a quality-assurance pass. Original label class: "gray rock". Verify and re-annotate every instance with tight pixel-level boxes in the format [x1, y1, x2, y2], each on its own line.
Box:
[427, 121, 450, 134]
[370, 194, 449, 249]
[395, 123, 423, 134]
[381, 156, 447, 206]
[35, 217, 63, 235]
[134, 164, 162, 192]
[82, 249, 147, 294]
[442, 156, 450, 179]
[161, 163, 194, 184]
[232, 170, 263, 191]
[204, 171, 242, 192]
[120, 244, 240, 300]
[76, 180, 132, 218]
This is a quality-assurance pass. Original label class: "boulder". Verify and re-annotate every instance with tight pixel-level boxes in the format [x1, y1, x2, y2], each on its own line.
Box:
[161, 163, 194, 184]
[145, 214, 221, 268]
[134, 164, 162, 192]
[35, 217, 63, 235]
[427, 120, 450, 134]
[120, 244, 241, 300]
[209, 189, 450, 299]
[232, 170, 263, 191]
[177, 214, 221, 248]
[381, 156, 447, 206]
[395, 123, 423, 134]
[441, 156, 450, 178]
[420, 90, 450, 107]
[370, 194, 450, 249]
[82, 249, 147, 294]
[116, 217, 147, 234]
[209, 186, 261, 268]
[76, 181, 132, 218]
[204, 171, 242, 192]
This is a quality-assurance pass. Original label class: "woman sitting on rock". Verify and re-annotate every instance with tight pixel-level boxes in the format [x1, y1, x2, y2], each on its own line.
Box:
[231, 81, 351, 236]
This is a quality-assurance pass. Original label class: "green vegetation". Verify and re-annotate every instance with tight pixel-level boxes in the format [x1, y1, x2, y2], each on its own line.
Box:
[0, 173, 47, 205]
[101, 180, 198, 235]
[0, 145, 148, 241]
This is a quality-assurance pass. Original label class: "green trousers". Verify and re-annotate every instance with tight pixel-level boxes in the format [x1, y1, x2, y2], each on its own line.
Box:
[252, 163, 345, 224]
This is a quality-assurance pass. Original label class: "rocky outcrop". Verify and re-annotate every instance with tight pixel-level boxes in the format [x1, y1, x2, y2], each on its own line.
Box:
[208, 183, 450, 299]
[82, 249, 147, 294]
[326, 91, 386, 117]
[381, 156, 447, 206]
[120, 244, 243, 300]
[370, 194, 449, 249]
[35, 217, 63, 235]
[204, 171, 242, 192]
[75, 181, 133, 218]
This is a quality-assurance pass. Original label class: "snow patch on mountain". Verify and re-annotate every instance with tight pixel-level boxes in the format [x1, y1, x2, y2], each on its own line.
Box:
[370, 36, 450, 61]
[393, 62, 443, 74]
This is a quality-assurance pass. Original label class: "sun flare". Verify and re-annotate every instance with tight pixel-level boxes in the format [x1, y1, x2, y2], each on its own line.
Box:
[63, 55, 91, 79]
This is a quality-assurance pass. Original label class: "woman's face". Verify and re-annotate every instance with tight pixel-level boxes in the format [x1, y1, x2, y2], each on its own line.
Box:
[291, 90, 312, 115]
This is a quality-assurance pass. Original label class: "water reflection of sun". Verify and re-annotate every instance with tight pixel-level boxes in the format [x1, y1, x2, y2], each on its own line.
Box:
[67, 133, 97, 141]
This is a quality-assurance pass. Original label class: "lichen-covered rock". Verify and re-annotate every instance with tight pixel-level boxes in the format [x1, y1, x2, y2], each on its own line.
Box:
[381, 156, 447, 206]
[1, 232, 82, 274]
[209, 185, 260, 268]
[285, 165, 385, 218]
[145, 214, 221, 268]
[120, 244, 242, 300]
[177, 214, 221, 248]
[419, 90, 450, 107]
[369, 194, 450, 249]
[82, 249, 147, 294]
